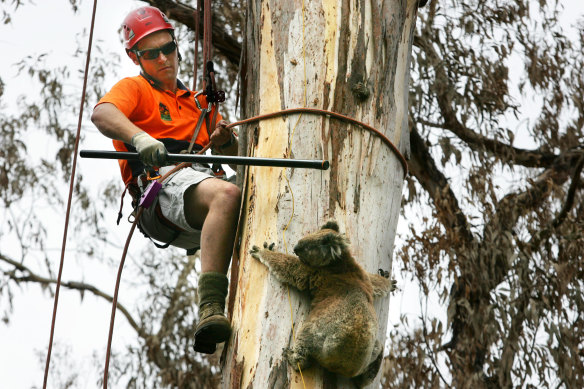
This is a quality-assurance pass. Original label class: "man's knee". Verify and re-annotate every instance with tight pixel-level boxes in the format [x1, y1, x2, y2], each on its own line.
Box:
[220, 183, 241, 212]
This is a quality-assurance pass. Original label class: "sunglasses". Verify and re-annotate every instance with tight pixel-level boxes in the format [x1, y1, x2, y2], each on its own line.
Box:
[135, 40, 177, 60]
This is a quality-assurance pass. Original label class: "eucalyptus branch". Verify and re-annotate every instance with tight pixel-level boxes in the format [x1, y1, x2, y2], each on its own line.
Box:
[420, 295, 450, 387]
[416, 119, 449, 130]
[0, 253, 146, 338]
[157, 254, 198, 339]
[552, 154, 584, 228]
[493, 148, 584, 244]
[520, 315, 541, 385]
[498, 285, 529, 388]
[409, 125, 474, 244]
[445, 148, 584, 374]
[7, 206, 28, 262]
[143, 0, 242, 65]
[413, 34, 557, 169]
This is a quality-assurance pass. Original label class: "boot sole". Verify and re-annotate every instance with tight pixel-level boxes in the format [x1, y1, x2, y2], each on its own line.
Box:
[193, 318, 231, 354]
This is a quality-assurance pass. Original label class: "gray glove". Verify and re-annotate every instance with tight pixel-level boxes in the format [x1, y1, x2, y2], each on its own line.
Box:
[131, 131, 168, 167]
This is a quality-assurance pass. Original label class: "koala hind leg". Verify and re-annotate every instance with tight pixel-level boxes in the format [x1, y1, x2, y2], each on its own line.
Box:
[350, 340, 383, 388]
[284, 326, 319, 372]
[284, 343, 313, 372]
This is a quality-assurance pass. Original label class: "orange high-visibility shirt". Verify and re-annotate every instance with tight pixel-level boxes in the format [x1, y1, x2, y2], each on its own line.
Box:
[95, 75, 221, 184]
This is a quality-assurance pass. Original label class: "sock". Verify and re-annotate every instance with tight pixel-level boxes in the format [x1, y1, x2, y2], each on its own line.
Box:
[198, 272, 229, 306]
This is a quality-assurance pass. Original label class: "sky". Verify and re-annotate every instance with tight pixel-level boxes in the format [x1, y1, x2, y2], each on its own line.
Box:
[1, 0, 583, 388]
[1, 2, 144, 388]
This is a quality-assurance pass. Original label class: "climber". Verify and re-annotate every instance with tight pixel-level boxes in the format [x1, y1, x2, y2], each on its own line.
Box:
[91, 5, 239, 354]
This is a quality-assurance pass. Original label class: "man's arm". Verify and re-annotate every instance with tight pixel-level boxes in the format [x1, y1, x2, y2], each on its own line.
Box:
[91, 103, 142, 143]
[91, 102, 168, 167]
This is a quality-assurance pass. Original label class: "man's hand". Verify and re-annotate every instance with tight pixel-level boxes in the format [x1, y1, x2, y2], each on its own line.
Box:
[131, 131, 168, 166]
[210, 120, 235, 148]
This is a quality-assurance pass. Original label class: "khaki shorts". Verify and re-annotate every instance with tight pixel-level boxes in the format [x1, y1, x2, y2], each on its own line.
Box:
[137, 164, 230, 250]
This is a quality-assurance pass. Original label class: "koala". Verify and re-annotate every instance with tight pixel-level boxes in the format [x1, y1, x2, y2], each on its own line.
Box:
[250, 221, 394, 387]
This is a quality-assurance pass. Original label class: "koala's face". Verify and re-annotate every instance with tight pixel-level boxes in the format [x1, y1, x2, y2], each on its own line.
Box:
[293, 229, 348, 268]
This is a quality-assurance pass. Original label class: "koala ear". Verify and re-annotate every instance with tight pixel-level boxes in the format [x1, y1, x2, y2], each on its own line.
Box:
[322, 232, 343, 261]
[321, 220, 339, 232]
[330, 244, 342, 261]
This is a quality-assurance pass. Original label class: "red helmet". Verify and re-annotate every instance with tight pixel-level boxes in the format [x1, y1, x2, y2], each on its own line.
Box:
[122, 6, 174, 50]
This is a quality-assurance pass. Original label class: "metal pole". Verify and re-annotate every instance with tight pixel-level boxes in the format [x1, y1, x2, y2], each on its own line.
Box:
[80, 150, 330, 170]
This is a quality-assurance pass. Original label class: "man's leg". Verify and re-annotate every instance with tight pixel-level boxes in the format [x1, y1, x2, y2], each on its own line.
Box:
[184, 178, 241, 353]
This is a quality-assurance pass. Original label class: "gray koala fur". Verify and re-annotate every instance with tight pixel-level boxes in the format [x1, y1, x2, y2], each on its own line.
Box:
[250, 221, 393, 387]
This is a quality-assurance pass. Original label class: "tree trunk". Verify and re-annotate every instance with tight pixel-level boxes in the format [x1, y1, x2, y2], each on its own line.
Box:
[222, 0, 417, 387]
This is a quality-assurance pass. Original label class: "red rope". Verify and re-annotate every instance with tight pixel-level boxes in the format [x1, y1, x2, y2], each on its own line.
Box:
[192, 7, 200, 90]
[203, 0, 212, 72]
[102, 207, 142, 389]
[226, 107, 409, 177]
[43, 0, 99, 387]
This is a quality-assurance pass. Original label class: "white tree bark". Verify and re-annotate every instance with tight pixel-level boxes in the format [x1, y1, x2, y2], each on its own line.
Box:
[222, 0, 417, 387]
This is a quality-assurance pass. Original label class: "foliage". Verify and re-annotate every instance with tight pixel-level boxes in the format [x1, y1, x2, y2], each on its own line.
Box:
[389, 0, 584, 387]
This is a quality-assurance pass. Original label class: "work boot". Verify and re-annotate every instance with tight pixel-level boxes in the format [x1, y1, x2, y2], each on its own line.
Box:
[194, 272, 231, 354]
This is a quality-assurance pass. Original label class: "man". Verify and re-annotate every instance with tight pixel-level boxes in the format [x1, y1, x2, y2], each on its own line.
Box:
[91, 6, 240, 354]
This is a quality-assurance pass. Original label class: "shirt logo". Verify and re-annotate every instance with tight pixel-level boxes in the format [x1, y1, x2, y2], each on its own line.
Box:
[159, 102, 172, 121]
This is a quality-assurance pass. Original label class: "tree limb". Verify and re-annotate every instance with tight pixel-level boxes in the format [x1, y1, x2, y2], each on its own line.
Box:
[0, 253, 146, 338]
[413, 35, 557, 169]
[445, 148, 584, 376]
[552, 154, 584, 228]
[409, 125, 474, 244]
[492, 149, 584, 236]
[143, 0, 242, 65]
[145, 255, 198, 369]
[157, 255, 197, 338]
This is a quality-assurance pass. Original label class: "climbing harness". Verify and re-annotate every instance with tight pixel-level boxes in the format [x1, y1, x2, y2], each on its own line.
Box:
[127, 168, 182, 250]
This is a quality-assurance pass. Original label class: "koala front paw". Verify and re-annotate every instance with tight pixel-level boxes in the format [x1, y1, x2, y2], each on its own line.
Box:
[250, 245, 261, 260]
[391, 279, 398, 293]
[378, 268, 390, 278]
[263, 242, 276, 251]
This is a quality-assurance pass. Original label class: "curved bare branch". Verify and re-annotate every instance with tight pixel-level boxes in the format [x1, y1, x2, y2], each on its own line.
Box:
[445, 148, 584, 379]
[413, 35, 557, 168]
[144, 0, 242, 65]
[409, 125, 474, 244]
[0, 253, 145, 338]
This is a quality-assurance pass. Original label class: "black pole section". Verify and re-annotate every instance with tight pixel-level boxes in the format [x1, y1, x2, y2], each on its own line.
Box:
[80, 150, 330, 170]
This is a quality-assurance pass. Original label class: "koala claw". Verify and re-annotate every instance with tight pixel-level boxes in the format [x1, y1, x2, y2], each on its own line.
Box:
[250, 245, 261, 259]
[283, 346, 310, 372]
[263, 242, 276, 251]
[378, 268, 390, 278]
[283, 347, 300, 371]
[391, 279, 398, 293]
